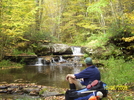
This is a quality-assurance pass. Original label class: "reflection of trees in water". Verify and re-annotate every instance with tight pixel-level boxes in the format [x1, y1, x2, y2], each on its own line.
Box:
[73, 66, 81, 74]
[0, 65, 82, 88]
[35, 63, 82, 84]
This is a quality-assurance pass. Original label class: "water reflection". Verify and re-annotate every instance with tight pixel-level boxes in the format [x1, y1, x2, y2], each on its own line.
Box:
[0, 65, 82, 88]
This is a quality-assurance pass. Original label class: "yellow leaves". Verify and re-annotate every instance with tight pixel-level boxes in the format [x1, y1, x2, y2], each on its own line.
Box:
[18, 36, 29, 42]
[17, 42, 26, 48]
[122, 36, 134, 42]
[123, 12, 134, 23]
[126, 45, 134, 50]
[62, 12, 72, 17]
[1, 0, 36, 38]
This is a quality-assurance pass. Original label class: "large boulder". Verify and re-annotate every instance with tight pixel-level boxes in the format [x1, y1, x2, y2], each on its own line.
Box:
[35, 43, 72, 56]
[51, 43, 72, 55]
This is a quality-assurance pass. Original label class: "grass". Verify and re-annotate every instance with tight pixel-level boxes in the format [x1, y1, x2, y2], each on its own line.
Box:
[96, 57, 134, 100]
[100, 57, 134, 86]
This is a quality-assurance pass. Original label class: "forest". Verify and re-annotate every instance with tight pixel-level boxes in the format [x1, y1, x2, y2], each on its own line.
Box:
[0, 0, 134, 60]
[0, 0, 134, 99]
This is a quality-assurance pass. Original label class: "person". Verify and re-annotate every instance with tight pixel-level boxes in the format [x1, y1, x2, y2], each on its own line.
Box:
[66, 57, 101, 90]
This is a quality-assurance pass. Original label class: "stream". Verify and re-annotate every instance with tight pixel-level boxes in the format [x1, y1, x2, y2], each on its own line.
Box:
[0, 47, 84, 99]
[1, 65, 81, 87]
[0, 58, 83, 99]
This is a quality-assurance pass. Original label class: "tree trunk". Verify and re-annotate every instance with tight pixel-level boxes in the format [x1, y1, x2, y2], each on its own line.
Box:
[109, 0, 118, 27]
[100, 13, 106, 34]
[35, 0, 41, 33]
[0, 0, 4, 60]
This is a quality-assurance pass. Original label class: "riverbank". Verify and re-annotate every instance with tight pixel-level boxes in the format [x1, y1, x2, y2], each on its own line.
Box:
[0, 81, 134, 100]
[0, 82, 67, 99]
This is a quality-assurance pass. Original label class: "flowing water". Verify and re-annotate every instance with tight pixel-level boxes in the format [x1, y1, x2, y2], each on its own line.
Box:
[0, 63, 82, 99]
[0, 47, 84, 99]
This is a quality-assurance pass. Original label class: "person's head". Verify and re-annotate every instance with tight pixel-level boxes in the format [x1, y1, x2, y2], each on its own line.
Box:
[84, 57, 93, 66]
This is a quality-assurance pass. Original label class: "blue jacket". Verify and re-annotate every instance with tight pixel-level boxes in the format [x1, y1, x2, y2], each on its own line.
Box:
[74, 65, 101, 86]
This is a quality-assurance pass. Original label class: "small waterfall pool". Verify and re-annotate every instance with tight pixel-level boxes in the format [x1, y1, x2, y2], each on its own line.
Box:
[0, 64, 82, 88]
[0, 64, 83, 99]
[0, 46, 84, 99]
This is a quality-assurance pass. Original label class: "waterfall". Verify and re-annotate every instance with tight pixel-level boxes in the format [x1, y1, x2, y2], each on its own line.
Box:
[59, 56, 66, 63]
[71, 46, 83, 56]
[35, 58, 43, 66]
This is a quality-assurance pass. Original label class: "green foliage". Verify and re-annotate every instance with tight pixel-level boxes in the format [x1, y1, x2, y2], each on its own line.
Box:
[0, 0, 134, 61]
[0, 0, 37, 59]
[2, 0, 36, 36]
[60, 0, 93, 43]
[0, 60, 23, 68]
[12, 49, 35, 56]
[84, 32, 112, 48]
[39, 88, 47, 95]
[124, 96, 133, 100]
[87, 0, 108, 14]
[100, 57, 134, 85]
[24, 31, 53, 42]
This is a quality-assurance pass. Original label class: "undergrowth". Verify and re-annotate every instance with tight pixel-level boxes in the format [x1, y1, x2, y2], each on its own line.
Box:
[84, 32, 112, 48]
[100, 57, 134, 86]
[0, 60, 23, 68]
[12, 49, 35, 56]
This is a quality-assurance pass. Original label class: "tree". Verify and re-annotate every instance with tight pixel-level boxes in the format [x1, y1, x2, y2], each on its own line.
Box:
[60, 0, 92, 43]
[0, 0, 36, 58]
[38, 0, 66, 41]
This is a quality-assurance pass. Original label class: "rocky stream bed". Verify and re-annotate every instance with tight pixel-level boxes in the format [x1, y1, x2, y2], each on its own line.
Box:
[0, 81, 67, 100]
[0, 81, 134, 100]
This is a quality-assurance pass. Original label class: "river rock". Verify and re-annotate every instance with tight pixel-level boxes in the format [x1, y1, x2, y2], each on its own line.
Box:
[0, 89, 7, 93]
[41, 91, 59, 97]
[0, 85, 8, 89]
[23, 87, 40, 93]
[36, 43, 72, 56]
[29, 90, 39, 96]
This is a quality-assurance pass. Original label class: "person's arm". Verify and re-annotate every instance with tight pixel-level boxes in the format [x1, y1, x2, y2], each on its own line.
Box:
[66, 74, 76, 81]
[75, 68, 91, 79]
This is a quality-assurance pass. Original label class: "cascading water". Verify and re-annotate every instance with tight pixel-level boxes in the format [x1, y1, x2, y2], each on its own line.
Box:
[35, 58, 43, 66]
[71, 46, 83, 56]
[71, 46, 83, 67]
[34, 47, 83, 67]
[59, 56, 66, 63]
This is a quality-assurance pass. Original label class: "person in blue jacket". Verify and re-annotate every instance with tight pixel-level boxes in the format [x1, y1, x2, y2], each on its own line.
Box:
[66, 57, 101, 90]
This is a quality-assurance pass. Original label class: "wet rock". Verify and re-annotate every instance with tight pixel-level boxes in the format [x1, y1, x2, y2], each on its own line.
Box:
[0, 83, 66, 98]
[0, 85, 8, 89]
[0, 89, 7, 93]
[7, 87, 21, 94]
[23, 88, 40, 93]
[29, 90, 39, 96]
[41, 91, 59, 97]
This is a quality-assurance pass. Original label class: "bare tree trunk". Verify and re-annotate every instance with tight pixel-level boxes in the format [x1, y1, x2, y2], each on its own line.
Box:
[100, 13, 106, 34]
[35, 0, 39, 33]
[109, 0, 118, 27]
[35, 0, 43, 33]
[0, 0, 4, 60]
[57, 0, 66, 41]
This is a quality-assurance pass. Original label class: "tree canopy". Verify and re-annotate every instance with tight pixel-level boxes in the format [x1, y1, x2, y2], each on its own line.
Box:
[0, 0, 134, 60]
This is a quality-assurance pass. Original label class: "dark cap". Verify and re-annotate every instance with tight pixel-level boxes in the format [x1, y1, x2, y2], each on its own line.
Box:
[84, 57, 93, 64]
